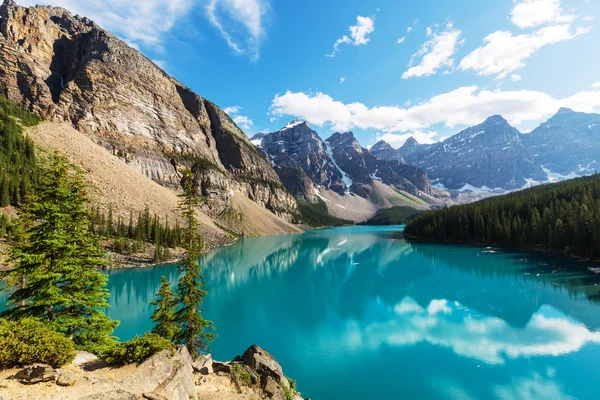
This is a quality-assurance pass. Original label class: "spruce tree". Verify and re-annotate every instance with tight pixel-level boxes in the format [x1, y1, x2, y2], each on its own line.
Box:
[151, 276, 177, 340]
[0, 153, 118, 352]
[173, 169, 215, 357]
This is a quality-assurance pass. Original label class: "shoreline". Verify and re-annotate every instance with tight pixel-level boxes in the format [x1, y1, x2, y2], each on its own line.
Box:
[401, 233, 600, 268]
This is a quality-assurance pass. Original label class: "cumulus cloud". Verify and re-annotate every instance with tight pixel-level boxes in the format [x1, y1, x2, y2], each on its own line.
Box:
[340, 77, 346, 83]
[397, 36, 406, 44]
[269, 84, 600, 137]
[18, 0, 194, 49]
[402, 23, 463, 79]
[510, 0, 575, 29]
[511, 74, 523, 82]
[206, 0, 268, 61]
[326, 16, 375, 57]
[459, 24, 589, 79]
[224, 106, 253, 130]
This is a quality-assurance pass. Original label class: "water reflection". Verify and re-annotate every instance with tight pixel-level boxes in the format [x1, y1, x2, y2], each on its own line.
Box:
[103, 226, 600, 400]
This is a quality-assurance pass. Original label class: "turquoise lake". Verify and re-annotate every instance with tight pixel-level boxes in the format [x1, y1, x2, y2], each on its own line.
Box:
[106, 225, 600, 400]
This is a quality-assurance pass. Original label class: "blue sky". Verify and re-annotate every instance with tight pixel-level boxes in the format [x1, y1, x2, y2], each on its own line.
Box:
[20, 0, 600, 147]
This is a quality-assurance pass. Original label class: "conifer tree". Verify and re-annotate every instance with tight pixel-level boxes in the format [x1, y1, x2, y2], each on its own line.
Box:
[173, 169, 215, 357]
[151, 276, 177, 341]
[0, 153, 118, 352]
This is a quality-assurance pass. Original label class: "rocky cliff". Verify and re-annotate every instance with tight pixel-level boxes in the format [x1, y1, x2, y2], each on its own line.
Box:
[0, 0, 297, 225]
[523, 107, 600, 176]
[399, 115, 547, 190]
[370, 140, 406, 163]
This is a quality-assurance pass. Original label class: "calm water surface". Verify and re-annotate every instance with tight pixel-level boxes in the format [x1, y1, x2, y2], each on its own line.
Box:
[107, 225, 600, 399]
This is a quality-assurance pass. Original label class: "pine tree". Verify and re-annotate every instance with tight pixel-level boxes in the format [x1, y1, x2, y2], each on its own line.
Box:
[0, 153, 119, 352]
[151, 276, 177, 341]
[173, 169, 215, 357]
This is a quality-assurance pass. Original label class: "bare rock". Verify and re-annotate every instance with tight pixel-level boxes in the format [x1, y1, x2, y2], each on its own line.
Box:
[212, 361, 232, 374]
[262, 375, 287, 400]
[192, 354, 213, 375]
[73, 351, 99, 366]
[14, 364, 57, 384]
[142, 393, 169, 400]
[125, 345, 197, 400]
[242, 345, 290, 390]
[78, 390, 139, 400]
[56, 369, 77, 386]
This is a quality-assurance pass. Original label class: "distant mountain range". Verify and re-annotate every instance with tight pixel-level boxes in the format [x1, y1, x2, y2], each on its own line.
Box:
[254, 108, 598, 210]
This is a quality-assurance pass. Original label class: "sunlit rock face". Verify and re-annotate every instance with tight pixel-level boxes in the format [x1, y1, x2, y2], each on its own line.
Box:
[399, 115, 547, 190]
[0, 0, 297, 220]
[522, 108, 600, 177]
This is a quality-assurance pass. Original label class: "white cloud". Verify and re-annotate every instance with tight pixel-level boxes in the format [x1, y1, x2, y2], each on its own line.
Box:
[269, 83, 600, 136]
[233, 115, 253, 130]
[591, 82, 600, 89]
[397, 36, 406, 44]
[18, 0, 194, 49]
[224, 106, 242, 114]
[510, 0, 575, 29]
[583, 16, 595, 22]
[402, 23, 462, 79]
[326, 16, 375, 57]
[206, 0, 268, 61]
[376, 131, 438, 148]
[269, 117, 277, 123]
[340, 77, 346, 83]
[224, 106, 253, 130]
[459, 24, 589, 79]
[511, 74, 523, 82]
[407, 26, 413, 33]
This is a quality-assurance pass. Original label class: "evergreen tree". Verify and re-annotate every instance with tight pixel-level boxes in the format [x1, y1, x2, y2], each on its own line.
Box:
[0, 153, 118, 352]
[173, 169, 215, 357]
[151, 276, 177, 341]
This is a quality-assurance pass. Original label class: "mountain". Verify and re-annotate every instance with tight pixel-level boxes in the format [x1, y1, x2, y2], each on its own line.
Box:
[252, 123, 436, 221]
[325, 131, 432, 197]
[370, 140, 406, 162]
[399, 115, 547, 191]
[251, 120, 347, 199]
[0, 0, 299, 237]
[523, 108, 600, 177]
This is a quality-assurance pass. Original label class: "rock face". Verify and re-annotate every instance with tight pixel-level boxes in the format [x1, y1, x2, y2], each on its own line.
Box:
[14, 364, 57, 384]
[399, 115, 547, 190]
[0, 0, 296, 221]
[370, 140, 406, 163]
[125, 346, 197, 400]
[253, 120, 347, 198]
[523, 107, 600, 176]
[326, 131, 433, 197]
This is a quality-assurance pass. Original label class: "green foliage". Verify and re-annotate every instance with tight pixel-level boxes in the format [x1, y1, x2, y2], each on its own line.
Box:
[101, 333, 172, 365]
[151, 276, 178, 341]
[0, 96, 40, 207]
[232, 363, 252, 385]
[405, 174, 600, 260]
[173, 169, 215, 358]
[296, 199, 351, 227]
[363, 206, 423, 226]
[0, 318, 75, 368]
[1, 153, 118, 352]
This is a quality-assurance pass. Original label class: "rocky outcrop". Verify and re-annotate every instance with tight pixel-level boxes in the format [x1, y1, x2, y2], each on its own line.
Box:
[0, 0, 297, 223]
[370, 140, 406, 163]
[253, 120, 347, 197]
[326, 131, 433, 197]
[522, 107, 600, 176]
[399, 115, 547, 190]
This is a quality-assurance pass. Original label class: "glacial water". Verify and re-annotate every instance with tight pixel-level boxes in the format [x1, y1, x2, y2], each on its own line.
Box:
[104, 225, 600, 399]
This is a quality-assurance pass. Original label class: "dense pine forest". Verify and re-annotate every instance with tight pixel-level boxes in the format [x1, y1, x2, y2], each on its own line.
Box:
[363, 206, 423, 226]
[404, 175, 600, 261]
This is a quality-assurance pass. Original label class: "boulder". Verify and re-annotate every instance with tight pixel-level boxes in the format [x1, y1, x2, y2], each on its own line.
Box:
[56, 369, 76, 386]
[192, 354, 213, 375]
[124, 345, 197, 400]
[14, 364, 57, 384]
[142, 393, 169, 400]
[262, 375, 287, 400]
[73, 351, 99, 366]
[241, 345, 289, 390]
[212, 361, 232, 374]
[78, 390, 139, 400]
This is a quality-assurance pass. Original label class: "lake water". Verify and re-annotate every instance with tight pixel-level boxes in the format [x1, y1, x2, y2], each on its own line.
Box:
[105, 225, 600, 400]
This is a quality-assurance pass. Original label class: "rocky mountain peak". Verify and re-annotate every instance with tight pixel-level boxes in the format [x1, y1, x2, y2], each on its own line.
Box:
[280, 119, 308, 131]
[370, 140, 406, 163]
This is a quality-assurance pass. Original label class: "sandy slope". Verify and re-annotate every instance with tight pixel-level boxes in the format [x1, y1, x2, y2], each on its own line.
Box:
[318, 181, 435, 222]
[26, 122, 233, 250]
[228, 191, 302, 236]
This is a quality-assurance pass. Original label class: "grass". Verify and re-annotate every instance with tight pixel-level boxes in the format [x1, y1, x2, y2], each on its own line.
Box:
[296, 199, 352, 227]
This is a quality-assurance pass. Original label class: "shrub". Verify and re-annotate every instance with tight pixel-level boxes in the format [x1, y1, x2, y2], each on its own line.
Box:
[102, 333, 172, 365]
[0, 318, 75, 368]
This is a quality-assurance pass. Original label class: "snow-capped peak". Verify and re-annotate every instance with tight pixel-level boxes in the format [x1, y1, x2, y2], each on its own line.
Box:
[281, 120, 307, 131]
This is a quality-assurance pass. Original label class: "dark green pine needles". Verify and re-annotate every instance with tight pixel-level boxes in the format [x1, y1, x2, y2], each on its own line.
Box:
[1, 153, 118, 353]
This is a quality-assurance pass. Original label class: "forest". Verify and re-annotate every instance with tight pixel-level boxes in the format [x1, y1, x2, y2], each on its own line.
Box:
[404, 175, 600, 261]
